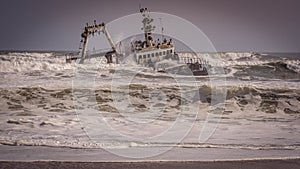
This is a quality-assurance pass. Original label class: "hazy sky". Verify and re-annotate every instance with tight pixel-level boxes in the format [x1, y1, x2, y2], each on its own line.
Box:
[0, 0, 299, 52]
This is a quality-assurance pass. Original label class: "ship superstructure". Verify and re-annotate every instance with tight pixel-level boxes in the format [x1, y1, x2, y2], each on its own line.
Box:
[130, 8, 178, 68]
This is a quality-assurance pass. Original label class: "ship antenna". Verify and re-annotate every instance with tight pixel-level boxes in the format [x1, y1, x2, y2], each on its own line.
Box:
[159, 18, 165, 40]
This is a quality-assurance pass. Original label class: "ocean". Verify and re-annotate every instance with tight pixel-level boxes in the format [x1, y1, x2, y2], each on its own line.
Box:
[0, 51, 299, 158]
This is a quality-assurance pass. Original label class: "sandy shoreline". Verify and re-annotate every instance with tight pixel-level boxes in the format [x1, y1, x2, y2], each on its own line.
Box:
[1, 159, 300, 169]
[1, 145, 300, 161]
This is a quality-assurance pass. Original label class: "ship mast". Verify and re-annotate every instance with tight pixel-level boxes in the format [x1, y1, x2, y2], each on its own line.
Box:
[140, 8, 155, 47]
[159, 18, 165, 40]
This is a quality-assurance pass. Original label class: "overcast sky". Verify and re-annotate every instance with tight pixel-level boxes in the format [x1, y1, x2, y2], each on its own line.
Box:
[0, 0, 299, 52]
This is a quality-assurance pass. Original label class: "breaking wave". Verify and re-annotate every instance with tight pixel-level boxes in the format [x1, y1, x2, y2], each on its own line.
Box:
[0, 52, 73, 72]
[0, 52, 299, 76]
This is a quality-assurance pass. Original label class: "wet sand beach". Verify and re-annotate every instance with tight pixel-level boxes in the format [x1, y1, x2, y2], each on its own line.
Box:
[1, 159, 300, 169]
[0, 145, 299, 169]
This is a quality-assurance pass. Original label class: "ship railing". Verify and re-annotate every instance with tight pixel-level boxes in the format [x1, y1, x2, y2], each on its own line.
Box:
[178, 56, 209, 66]
[86, 48, 112, 56]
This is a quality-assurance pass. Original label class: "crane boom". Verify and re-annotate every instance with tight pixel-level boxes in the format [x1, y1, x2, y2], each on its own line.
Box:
[79, 22, 117, 63]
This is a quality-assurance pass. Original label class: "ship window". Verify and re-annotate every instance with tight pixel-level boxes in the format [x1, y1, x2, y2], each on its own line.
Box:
[143, 55, 146, 59]
[152, 53, 154, 57]
[159, 52, 162, 56]
[170, 49, 173, 53]
[156, 52, 158, 56]
[147, 54, 150, 58]
[163, 51, 166, 55]
[139, 55, 142, 59]
[166, 50, 170, 54]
